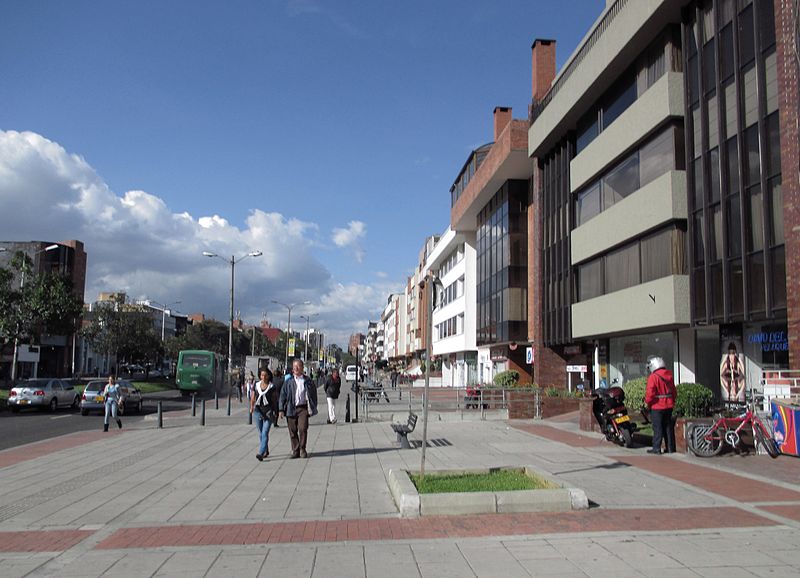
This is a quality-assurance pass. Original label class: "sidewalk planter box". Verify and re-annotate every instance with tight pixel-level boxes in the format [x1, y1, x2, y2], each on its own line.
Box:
[540, 396, 581, 419]
[388, 466, 589, 518]
[508, 389, 537, 419]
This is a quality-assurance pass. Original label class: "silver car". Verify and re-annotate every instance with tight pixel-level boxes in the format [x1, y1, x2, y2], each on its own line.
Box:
[79, 379, 143, 416]
[8, 378, 80, 412]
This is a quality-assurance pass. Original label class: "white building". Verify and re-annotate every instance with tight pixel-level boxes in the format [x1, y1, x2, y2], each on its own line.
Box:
[382, 293, 407, 364]
[425, 227, 478, 387]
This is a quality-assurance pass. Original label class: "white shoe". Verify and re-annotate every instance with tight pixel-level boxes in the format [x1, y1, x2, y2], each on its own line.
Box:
[331, 418, 337, 424]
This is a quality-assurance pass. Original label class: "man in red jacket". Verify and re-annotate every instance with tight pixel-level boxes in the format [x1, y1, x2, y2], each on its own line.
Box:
[645, 356, 677, 454]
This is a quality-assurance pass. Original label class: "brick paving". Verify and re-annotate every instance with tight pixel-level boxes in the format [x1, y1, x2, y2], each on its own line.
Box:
[511, 422, 609, 448]
[0, 430, 121, 468]
[759, 505, 800, 522]
[94, 506, 775, 550]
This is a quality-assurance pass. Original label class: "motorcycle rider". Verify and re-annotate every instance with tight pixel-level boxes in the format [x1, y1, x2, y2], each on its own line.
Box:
[645, 356, 677, 454]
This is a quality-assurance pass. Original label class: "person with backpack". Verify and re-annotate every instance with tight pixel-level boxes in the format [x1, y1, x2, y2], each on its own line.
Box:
[324, 368, 342, 424]
[645, 356, 677, 454]
[250, 369, 279, 461]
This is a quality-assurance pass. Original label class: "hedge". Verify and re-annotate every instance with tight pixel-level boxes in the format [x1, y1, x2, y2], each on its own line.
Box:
[622, 377, 712, 418]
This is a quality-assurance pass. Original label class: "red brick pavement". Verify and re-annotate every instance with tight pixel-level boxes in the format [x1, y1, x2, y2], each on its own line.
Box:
[0, 430, 122, 468]
[512, 422, 607, 448]
[94, 507, 774, 550]
[613, 456, 800, 503]
[758, 505, 800, 522]
[0, 529, 95, 552]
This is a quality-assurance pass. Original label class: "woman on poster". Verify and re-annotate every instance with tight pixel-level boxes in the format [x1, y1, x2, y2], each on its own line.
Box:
[720, 342, 745, 403]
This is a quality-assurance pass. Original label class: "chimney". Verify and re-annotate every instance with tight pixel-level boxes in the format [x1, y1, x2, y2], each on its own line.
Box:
[493, 106, 512, 141]
[531, 39, 556, 103]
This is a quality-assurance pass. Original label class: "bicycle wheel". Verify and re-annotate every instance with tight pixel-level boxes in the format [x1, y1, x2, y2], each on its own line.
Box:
[688, 424, 724, 457]
[754, 426, 781, 459]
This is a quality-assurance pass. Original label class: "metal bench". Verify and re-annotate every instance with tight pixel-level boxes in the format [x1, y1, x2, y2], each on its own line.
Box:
[391, 412, 418, 449]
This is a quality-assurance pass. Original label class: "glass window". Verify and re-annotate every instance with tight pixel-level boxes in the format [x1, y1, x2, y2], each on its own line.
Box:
[702, 2, 715, 43]
[694, 212, 706, 265]
[640, 228, 672, 282]
[739, 5, 755, 66]
[578, 259, 603, 302]
[576, 109, 599, 154]
[694, 267, 707, 319]
[603, 75, 637, 128]
[703, 39, 716, 94]
[707, 93, 719, 149]
[749, 184, 764, 251]
[727, 194, 742, 257]
[766, 112, 781, 178]
[765, 51, 778, 114]
[688, 55, 700, 105]
[605, 244, 640, 294]
[639, 127, 674, 187]
[603, 153, 639, 208]
[711, 204, 723, 261]
[692, 105, 702, 157]
[744, 124, 760, 186]
[748, 251, 765, 311]
[726, 136, 740, 194]
[759, 0, 776, 50]
[711, 263, 724, 318]
[693, 157, 704, 209]
[724, 81, 737, 139]
[730, 258, 744, 315]
[720, 25, 735, 81]
[770, 177, 784, 246]
[710, 147, 721, 203]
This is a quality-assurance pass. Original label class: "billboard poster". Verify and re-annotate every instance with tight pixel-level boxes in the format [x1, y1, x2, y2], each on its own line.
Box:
[720, 325, 745, 403]
[288, 338, 296, 357]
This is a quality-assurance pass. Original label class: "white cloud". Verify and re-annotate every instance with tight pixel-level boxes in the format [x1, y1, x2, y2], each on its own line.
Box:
[331, 220, 366, 262]
[0, 130, 386, 345]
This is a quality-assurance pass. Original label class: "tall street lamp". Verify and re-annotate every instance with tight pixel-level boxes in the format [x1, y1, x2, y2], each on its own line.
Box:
[203, 250, 262, 385]
[419, 271, 443, 481]
[272, 300, 310, 371]
[299, 313, 319, 363]
[159, 300, 181, 342]
[11, 244, 59, 382]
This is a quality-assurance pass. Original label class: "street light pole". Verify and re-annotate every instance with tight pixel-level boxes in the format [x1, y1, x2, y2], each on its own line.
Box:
[419, 271, 442, 481]
[203, 250, 262, 387]
[159, 300, 181, 341]
[10, 244, 59, 382]
[272, 300, 310, 371]
[299, 313, 319, 363]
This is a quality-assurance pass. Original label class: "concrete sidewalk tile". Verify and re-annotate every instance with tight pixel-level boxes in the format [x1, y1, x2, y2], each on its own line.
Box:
[417, 560, 476, 578]
[262, 546, 315, 575]
[502, 539, 563, 560]
[516, 556, 587, 576]
[206, 551, 266, 578]
[103, 551, 172, 577]
[638, 569, 700, 578]
[458, 542, 531, 578]
[153, 550, 221, 575]
[53, 550, 124, 577]
[745, 565, 800, 577]
[311, 544, 365, 577]
[693, 567, 760, 578]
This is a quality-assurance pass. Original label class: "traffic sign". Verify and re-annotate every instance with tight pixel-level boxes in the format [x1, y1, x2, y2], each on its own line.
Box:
[525, 347, 533, 364]
[566, 365, 588, 373]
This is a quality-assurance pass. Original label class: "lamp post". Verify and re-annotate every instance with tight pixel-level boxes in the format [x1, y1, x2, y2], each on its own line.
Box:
[10, 244, 59, 382]
[272, 300, 311, 371]
[299, 313, 319, 363]
[158, 300, 181, 341]
[203, 250, 262, 386]
[419, 271, 443, 481]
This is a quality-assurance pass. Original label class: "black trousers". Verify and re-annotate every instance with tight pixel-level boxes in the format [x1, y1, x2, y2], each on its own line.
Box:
[651, 408, 675, 453]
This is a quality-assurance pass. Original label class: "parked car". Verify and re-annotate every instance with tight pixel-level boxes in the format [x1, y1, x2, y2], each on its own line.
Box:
[7, 378, 80, 412]
[79, 379, 143, 416]
[344, 365, 357, 382]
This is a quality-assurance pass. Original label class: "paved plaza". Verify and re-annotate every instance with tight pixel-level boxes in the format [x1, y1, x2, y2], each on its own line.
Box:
[1, 389, 799, 577]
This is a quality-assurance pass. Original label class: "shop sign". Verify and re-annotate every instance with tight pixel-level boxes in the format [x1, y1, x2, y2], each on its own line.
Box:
[564, 345, 581, 355]
[566, 365, 587, 373]
[490, 347, 507, 361]
[525, 347, 533, 364]
[746, 330, 789, 352]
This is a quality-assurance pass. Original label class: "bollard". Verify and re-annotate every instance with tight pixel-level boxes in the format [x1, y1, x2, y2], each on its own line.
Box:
[157, 400, 163, 429]
[345, 394, 351, 423]
[191, 394, 196, 417]
[227, 393, 231, 416]
[201, 399, 206, 426]
[248, 409, 252, 425]
[215, 392, 219, 410]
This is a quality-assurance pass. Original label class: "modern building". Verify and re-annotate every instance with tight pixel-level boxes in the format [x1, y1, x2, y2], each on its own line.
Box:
[404, 235, 439, 372]
[450, 107, 531, 384]
[382, 293, 407, 364]
[425, 227, 479, 387]
[0, 239, 87, 380]
[527, 0, 797, 397]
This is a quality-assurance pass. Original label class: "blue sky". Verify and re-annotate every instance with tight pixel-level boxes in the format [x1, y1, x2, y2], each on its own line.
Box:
[0, 0, 603, 345]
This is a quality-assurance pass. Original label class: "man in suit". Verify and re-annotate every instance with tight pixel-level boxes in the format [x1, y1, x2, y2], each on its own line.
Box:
[278, 359, 318, 458]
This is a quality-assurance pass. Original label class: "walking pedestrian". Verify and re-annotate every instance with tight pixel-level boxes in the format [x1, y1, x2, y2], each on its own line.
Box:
[645, 356, 677, 454]
[390, 368, 398, 390]
[245, 371, 256, 402]
[278, 359, 318, 458]
[250, 369, 279, 461]
[324, 369, 342, 424]
[102, 375, 123, 432]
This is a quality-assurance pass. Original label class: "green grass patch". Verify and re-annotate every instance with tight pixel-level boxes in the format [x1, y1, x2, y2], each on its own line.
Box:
[410, 469, 557, 494]
[132, 382, 176, 394]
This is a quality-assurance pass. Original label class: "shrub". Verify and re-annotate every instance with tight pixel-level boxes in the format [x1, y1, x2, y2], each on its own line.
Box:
[675, 383, 713, 418]
[544, 386, 562, 397]
[493, 370, 519, 388]
[622, 377, 648, 412]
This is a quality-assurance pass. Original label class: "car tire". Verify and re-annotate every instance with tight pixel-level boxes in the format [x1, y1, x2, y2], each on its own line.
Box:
[80, 408, 89, 416]
[72, 396, 80, 409]
[11, 407, 19, 413]
[50, 398, 58, 412]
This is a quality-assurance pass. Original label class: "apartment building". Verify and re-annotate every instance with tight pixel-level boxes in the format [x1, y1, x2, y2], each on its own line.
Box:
[426, 227, 479, 387]
[404, 235, 439, 371]
[450, 107, 531, 384]
[381, 293, 407, 363]
[528, 0, 797, 396]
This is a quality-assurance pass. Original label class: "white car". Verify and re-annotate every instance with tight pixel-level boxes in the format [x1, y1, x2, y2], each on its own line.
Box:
[345, 365, 357, 382]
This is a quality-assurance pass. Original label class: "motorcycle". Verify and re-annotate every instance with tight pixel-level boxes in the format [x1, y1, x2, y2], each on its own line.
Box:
[592, 386, 636, 448]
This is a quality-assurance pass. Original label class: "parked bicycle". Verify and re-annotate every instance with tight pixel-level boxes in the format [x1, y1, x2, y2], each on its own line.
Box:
[687, 403, 780, 458]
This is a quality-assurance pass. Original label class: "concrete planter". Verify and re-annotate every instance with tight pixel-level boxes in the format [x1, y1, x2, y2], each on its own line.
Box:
[388, 466, 589, 518]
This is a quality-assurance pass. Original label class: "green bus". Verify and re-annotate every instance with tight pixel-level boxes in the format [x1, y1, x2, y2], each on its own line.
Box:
[175, 350, 225, 396]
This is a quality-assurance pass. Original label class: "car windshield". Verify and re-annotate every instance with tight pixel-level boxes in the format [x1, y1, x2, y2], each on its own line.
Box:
[85, 382, 106, 393]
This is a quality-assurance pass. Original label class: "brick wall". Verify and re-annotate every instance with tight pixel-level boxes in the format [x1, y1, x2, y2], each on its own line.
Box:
[775, 0, 800, 368]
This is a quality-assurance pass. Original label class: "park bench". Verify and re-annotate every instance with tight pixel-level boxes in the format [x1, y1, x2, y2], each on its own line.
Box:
[391, 412, 418, 449]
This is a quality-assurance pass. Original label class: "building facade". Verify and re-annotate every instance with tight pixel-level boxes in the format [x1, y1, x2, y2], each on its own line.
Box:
[528, 0, 797, 397]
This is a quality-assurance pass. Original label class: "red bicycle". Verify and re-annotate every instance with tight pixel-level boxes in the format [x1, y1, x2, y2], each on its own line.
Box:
[687, 404, 780, 458]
